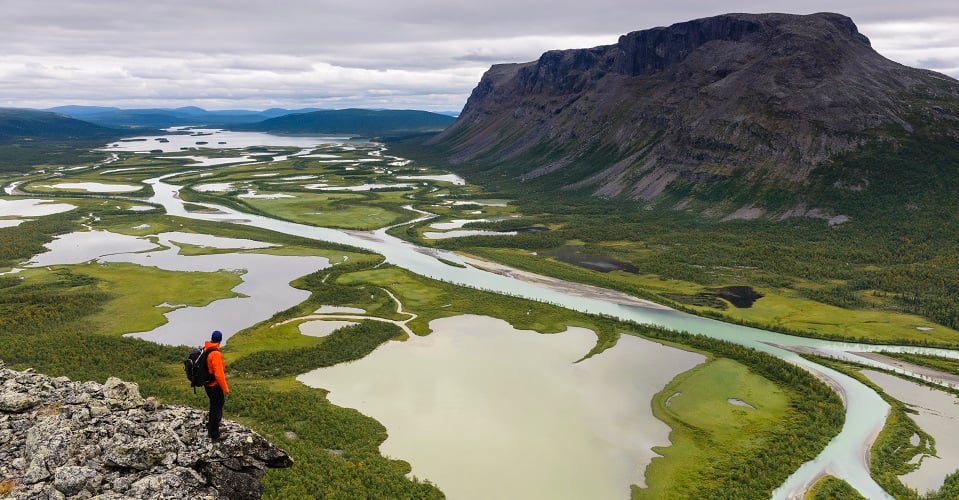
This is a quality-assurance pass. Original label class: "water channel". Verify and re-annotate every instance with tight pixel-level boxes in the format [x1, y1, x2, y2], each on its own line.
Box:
[139, 158, 959, 499]
[15, 131, 959, 498]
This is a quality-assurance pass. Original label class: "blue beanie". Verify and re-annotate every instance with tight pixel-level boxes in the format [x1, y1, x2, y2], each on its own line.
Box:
[211, 330, 223, 342]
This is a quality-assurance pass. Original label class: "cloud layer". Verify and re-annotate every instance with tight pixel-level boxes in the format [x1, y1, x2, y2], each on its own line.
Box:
[2, 1, 956, 111]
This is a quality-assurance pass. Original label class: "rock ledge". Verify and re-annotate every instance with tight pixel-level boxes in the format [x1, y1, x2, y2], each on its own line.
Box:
[0, 359, 292, 499]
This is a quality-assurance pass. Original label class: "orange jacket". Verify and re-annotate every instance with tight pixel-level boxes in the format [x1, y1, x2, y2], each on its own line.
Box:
[204, 340, 229, 394]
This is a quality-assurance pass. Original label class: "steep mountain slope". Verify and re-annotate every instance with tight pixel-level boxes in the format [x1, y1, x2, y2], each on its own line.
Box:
[243, 108, 455, 137]
[0, 108, 118, 143]
[427, 13, 959, 213]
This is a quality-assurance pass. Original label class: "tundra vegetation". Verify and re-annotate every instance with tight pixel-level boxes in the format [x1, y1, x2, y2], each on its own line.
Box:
[388, 135, 959, 348]
[808, 476, 868, 500]
[0, 139, 954, 497]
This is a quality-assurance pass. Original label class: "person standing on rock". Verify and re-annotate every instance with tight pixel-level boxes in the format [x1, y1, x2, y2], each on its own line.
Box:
[204, 330, 229, 440]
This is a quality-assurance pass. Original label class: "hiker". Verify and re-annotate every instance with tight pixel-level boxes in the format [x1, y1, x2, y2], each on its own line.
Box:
[204, 330, 230, 440]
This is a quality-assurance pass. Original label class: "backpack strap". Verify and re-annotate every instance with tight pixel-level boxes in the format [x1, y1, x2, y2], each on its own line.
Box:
[195, 347, 206, 394]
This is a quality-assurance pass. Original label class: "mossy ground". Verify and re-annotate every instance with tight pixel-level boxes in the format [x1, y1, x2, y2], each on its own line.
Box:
[636, 358, 790, 498]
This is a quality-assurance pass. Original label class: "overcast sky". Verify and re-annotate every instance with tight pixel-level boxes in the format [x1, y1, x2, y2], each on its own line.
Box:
[1, 0, 957, 112]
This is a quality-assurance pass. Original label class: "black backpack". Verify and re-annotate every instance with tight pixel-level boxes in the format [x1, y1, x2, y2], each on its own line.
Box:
[184, 346, 218, 393]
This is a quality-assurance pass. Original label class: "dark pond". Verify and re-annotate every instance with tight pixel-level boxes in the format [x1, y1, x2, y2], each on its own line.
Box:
[665, 285, 764, 309]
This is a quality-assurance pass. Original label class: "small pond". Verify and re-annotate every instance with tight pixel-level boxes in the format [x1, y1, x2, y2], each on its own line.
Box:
[23, 229, 330, 346]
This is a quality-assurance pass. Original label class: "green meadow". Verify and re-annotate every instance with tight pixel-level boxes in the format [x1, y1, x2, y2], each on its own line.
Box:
[53, 262, 243, 336]
[638, 358, 790, 498]
[241, 192, 407, 230]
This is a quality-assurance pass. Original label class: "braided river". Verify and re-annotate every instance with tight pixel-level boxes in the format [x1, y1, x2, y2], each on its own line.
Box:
[12, 130, 959, 498]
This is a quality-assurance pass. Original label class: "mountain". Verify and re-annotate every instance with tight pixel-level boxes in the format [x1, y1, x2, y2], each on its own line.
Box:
[42, 105, 122, 117]
[242, 108, 456, 137]
[0, 108, 119, 143]
[44, 106, 325, 129]
[426, 13, 959, 213]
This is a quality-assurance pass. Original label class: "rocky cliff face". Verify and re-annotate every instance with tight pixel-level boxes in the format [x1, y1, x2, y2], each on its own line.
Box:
[429, 13, 959, 208]
[0, 360, 292, 499]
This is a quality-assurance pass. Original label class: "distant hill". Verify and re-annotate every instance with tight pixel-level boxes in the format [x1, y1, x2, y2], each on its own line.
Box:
[426, 13, 959, 217]
[45, 106, 324, 129]
[241, 109, 456, 137]
[0, 108, 123, 172]
[39, 106, 455, 136]
[0, 108, 119, 143]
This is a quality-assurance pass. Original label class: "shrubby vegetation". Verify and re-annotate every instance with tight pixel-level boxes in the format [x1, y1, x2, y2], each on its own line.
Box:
[167, 146, 427, 230]
[229, 320, 402, 377]
[878, 352, 959, 375]
[808, 476, 867, 500]
[389, 135, 959, 345]
[5, 138, 934, 497]
[0, 139, 112, 173]
[0, 218, 442, 498]
[0, 209, 81, 267]
[0, 202, 848, 498]
[631, 330, 844, 499]
[807, 355, 959, 499]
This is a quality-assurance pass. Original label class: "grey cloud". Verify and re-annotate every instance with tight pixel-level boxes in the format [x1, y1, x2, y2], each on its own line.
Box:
[918, 57, 959, 67]
[0, 0, 956, 110]
[217, 58, 315, 74]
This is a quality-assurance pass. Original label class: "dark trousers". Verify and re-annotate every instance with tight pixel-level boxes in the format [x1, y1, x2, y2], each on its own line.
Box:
[205, 385, 225, 438]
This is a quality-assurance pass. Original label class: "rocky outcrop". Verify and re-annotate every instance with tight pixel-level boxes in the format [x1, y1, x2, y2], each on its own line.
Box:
[429, 13, 959, 208]
[0, 360, 292, 499]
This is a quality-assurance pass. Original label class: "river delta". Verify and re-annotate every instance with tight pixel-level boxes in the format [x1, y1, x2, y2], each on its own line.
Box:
[3, 128, 959, 499]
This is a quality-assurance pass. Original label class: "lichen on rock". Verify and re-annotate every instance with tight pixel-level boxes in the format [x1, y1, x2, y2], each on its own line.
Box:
[0, 359, 292, 499]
